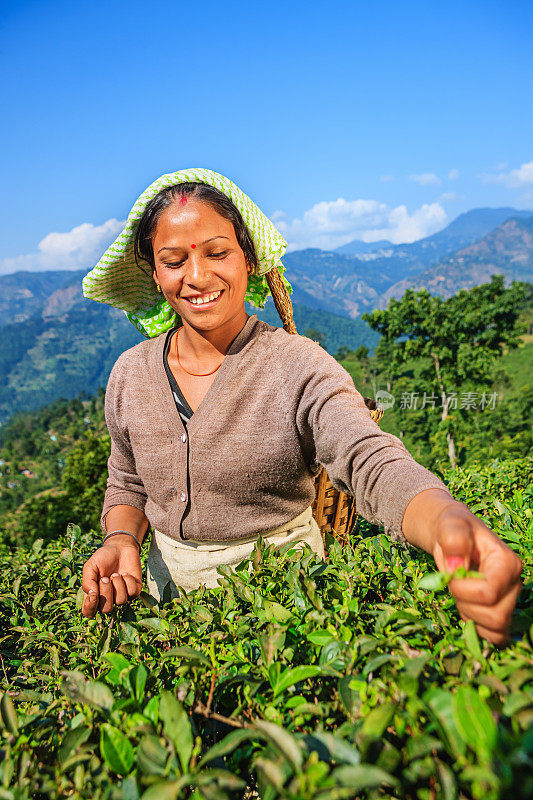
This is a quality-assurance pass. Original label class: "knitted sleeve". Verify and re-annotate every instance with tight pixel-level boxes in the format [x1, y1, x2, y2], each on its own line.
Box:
[100, 355, 148, 535]
[288, 336, 453, 544]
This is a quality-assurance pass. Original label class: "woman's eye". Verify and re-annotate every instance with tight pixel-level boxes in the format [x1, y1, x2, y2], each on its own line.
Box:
[209, 251, 227, 258]
[164, 261, 185, 268]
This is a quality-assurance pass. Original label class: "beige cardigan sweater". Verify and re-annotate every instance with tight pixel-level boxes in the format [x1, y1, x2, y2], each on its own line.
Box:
[101, 314, 451, 543]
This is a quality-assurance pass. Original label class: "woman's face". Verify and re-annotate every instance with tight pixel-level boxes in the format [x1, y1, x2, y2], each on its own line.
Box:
[151, 198, 250, 332]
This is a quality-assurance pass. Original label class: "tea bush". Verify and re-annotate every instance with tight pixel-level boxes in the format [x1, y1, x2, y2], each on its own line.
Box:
[0, 457, 532, 800]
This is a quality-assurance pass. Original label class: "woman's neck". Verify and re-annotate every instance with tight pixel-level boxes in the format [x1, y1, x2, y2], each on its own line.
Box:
[178, 309, 250, 363]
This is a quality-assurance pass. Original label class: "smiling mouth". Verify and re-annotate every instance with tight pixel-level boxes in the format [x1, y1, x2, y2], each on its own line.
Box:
[183, 289, 224, 308]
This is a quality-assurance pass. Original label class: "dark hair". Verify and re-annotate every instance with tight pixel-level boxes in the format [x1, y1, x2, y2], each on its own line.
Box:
[133, 182, 257, 275]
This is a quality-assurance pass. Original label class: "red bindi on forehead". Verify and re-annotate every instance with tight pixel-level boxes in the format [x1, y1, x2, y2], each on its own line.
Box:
[179, 196, 187, 205]
[191, 244, 196, 248]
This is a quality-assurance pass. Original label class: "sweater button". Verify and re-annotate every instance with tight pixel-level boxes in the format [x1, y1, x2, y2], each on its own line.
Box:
[180, 433, 187, 443]
[180, 491, 187, 502]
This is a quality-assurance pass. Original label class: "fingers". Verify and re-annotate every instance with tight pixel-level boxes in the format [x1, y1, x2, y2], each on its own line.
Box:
[111, 574, 128, 606]
[82, 557, 101, 618]
[435, 510, 477, 572]
[449, 546, 523, 605]
[82, 558, 101, 596]
[80, 545, 143, 618]
[121, 572, 142, 599]
[81, 588, 99, 619]
[99, 576, 114, 613]
[455, 579, 522, 638]
[99, 574, 135, 613]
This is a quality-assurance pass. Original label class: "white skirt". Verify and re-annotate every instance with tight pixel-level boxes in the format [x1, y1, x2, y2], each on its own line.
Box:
[146, 504, 324, 600]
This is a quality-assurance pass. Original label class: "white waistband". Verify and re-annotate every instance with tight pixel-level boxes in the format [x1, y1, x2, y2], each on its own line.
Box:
[152, 504, 314, 552]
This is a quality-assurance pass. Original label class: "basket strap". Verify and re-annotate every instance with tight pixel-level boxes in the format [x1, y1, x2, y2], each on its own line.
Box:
[265, 268, 298, 335]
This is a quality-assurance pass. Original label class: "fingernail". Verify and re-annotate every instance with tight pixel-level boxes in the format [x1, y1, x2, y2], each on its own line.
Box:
[88, 589, 97, 595]
[447, 556, 465, 571]
[111, 573, 119, 578]
[101, 577, 110, 584]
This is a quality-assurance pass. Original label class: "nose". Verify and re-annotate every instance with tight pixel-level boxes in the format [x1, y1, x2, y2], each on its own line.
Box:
[183, 252, 213, 287]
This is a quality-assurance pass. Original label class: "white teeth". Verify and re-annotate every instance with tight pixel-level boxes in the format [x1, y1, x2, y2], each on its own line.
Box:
[188, 290, 222, 305]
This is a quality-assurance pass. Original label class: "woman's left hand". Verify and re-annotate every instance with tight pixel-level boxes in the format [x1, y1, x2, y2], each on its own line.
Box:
[432, 504, 523, 645]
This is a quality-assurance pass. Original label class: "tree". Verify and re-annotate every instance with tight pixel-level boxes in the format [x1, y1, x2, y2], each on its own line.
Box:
[304, 328, 327, 350]
[362, 275, 529, 468]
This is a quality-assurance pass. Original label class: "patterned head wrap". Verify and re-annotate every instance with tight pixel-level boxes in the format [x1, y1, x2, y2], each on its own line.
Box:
[82, 168, 291, 338]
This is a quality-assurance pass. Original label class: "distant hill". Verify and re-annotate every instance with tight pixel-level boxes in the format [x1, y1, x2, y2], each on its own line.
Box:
[334, 207, 533, 263]
[381, 215, 533, 305]
[283, 207, 533, 318]
[334, 238, 393, 256]
[0, 271, 378, 425]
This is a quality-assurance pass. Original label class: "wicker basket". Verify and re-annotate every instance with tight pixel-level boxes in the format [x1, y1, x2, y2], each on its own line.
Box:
[264, 268, 384, 543]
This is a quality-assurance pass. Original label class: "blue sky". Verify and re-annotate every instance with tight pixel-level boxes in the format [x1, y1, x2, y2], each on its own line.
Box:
[1, 0, 532, 274]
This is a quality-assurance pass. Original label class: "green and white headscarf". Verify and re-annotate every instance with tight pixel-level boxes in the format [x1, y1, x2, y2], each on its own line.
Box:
[82, 168, 292, 338]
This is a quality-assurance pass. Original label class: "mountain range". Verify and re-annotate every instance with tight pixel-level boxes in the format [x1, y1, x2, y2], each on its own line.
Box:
[1, 205, 532, 424]
[282, 207, 533, 318]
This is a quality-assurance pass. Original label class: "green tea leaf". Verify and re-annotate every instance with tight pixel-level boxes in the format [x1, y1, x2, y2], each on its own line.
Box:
[100, 723, 134, 775]
[58, 725, 91, 767]
[161, 646, 211, 667]
[418, 571, 449, 591]
[263, 599, 292, 623]
[452, 686, 497, 759]
[137, 734, 168, 776]
[333, 764, 399, 791]
[61, 671, 115, 711]
[198, 729, 252, 767]
[0, 693, 19, 735]
[159, 691, 193, 772]
[272, 665, 324, 697]
[129, 664, 147, 703]
[253, 720, 303, 771]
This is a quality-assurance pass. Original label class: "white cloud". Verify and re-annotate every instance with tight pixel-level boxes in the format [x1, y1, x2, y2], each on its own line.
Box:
[272, 198, 447, 251]
[448, 168, 459, 180]
[409, 172, 442, 186]
[0, 218, 125, 275]
[380, 174, 394, 182]
[479, 159, 533, 188]
[439, 192, 457, 201]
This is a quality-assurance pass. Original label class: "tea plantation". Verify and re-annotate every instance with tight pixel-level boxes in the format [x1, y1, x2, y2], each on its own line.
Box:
[0, 457, 531, 800]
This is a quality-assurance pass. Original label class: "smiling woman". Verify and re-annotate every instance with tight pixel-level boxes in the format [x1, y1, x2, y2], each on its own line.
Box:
[80, 168, 522, 646]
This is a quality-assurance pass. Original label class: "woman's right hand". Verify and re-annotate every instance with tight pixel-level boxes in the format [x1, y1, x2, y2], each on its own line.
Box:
[81, 536, 142, 618]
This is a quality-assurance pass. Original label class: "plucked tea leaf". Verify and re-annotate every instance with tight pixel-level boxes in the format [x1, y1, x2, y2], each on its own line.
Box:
[418, 571, 449, 591]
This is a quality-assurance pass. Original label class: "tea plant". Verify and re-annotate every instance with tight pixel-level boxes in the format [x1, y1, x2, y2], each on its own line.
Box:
[0, 457, 531, 799]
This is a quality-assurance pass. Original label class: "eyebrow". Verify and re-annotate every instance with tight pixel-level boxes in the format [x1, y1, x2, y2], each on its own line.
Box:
[157, 236, 229, 254]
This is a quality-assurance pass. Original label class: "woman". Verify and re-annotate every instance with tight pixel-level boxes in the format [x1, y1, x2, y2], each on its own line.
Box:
[81, 168, 522, 645]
